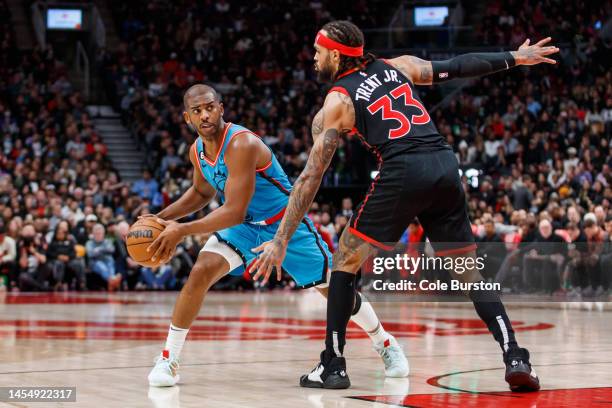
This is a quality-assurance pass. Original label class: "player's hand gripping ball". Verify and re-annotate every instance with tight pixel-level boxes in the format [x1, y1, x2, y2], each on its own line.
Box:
[126, 218, 167, 267]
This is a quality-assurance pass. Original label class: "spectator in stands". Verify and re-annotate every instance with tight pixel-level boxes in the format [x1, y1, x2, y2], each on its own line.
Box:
[579, 217, 607, 296]
[132, 169, 159, 201]
[86, 223, 121, 291]
[17, 224, 48, 291]
[0, 223, 17, 290]
[477, 219, 507, 280]
[522, 219, 566, 292]
[113, 220, 142, 290]
[47, 220, 86, 291]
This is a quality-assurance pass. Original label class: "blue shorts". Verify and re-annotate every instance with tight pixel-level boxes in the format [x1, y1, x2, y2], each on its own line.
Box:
[214, 217, 331, 288]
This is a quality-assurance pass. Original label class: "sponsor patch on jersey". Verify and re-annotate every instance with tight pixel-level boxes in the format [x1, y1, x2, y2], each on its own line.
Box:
[199, 151, 205, 160]
[439, 72, 449, 79]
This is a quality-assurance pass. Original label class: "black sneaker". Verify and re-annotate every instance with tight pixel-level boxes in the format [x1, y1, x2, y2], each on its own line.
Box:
[504, 347, 540, 392]
[299, 351, 351, 389]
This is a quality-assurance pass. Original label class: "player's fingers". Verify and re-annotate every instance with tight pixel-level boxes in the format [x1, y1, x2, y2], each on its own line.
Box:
[251, 256, 265, 280]
[541, 47, 559, 55]
[520, 38, 530, 48]
[155, 217, 169, 227]
[535, 36, 551, 46]
[540, 57, 557, 64]
[251, 242, 266, 253]
[276, 262, 282, 282]
[137, 214, 155, 220]
[261, 263, 273, 285]
[147, 237, 161, 255]
[151, 240, 166, 262]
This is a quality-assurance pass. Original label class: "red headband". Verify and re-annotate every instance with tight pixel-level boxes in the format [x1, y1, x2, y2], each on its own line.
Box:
[315, 31, 363, 57]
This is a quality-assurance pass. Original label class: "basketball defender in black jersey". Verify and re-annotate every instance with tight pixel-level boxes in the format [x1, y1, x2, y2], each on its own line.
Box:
[252, 20, 559, 391]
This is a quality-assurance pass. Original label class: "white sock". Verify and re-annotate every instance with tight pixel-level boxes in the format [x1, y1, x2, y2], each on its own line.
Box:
[164, 323, 189, 358]
[350, 300, 389, 345]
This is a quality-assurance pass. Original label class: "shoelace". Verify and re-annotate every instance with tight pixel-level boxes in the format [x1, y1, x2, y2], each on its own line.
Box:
[380, 346, 402, 368]
[154, 356, 180, 375]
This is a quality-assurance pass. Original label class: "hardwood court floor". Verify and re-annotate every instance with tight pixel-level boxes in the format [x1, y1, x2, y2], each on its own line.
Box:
[0, 290, 610, 407]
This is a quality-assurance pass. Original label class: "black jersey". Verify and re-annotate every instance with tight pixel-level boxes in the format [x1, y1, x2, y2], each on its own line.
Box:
[331, 59, 449, 160]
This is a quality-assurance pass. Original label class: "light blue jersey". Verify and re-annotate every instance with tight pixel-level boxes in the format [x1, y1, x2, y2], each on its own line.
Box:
[194, 122, 332, 288]
[194, 123, 291, 225]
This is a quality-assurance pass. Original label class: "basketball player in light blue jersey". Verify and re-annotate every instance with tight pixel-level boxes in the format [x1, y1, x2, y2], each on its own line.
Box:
[145, 84, 408, 387]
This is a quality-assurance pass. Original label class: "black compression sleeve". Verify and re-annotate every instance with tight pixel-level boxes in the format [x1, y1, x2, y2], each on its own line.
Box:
[431, 52, 516, 83]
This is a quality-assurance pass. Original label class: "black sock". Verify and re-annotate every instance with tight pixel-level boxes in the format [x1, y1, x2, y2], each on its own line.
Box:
[352, 291, 362, 315]
[324, 271, 356, 361]
[469, 288, 518, 352]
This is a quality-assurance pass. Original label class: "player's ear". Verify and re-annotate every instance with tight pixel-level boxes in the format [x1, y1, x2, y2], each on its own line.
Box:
[331, 49, 341, 64]
[183, 111, 196, 134]
[219, 102, 224, 116]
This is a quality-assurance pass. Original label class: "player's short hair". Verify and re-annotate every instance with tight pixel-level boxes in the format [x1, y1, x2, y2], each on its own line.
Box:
[183, 84, 220, 109]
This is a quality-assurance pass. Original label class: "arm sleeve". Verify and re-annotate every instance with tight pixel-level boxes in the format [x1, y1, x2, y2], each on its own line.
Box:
[431, 52, 516, 83]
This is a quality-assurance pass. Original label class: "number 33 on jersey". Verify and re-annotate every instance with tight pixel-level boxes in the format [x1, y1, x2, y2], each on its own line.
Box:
[329, 59, 448, 160]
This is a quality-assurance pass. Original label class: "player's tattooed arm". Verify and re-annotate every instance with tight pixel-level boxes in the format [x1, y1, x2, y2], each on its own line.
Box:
[387, 55, 434, 85]
[274, 91, 353, 245]
[250, 91, 355, 283]
[388, 37, 558, 85]
[275, 127, 339, 243]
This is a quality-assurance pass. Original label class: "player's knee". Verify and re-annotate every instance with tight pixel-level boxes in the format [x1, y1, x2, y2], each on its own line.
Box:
[185, 256, 225, 292]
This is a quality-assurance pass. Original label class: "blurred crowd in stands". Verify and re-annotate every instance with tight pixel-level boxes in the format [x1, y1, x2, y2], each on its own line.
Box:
[0, 0, 610, 297]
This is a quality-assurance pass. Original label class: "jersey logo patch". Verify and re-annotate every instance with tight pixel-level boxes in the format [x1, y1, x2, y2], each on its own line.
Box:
[212, 167, 227, 193]
[199, 151, 206, 160]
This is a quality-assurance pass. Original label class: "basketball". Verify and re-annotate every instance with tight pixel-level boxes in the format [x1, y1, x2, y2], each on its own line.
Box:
[126, 218, 165, 267]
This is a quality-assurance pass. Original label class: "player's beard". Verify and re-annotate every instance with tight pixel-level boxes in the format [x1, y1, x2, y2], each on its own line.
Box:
[316, 57, 335, 83]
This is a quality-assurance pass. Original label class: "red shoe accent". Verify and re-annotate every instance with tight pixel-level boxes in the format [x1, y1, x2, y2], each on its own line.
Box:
[383, 339, 390, 348]
[162, 349, 169, 359]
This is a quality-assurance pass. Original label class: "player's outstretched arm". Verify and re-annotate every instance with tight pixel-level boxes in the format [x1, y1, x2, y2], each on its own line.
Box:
[250, 91, 354, 282]
[148, 144, 216, 221]
[148, 137, 258, 263]
[388, 37, 559, 85]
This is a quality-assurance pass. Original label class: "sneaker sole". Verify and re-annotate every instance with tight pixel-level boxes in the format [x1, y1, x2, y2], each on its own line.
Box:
[385, 367, 410, 378]
[506, 371, 539, 392]
[149, 374, 180, 387]
[299, 374, 351, 389]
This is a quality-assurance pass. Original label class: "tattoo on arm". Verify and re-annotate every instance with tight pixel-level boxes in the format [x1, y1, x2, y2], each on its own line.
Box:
[393, 56, 433, 84]
[275, 128, 340, 244]
[409, 56, 433, 83]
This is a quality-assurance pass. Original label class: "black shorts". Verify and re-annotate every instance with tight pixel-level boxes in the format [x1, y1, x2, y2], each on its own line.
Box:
[349, 148, 476, 255]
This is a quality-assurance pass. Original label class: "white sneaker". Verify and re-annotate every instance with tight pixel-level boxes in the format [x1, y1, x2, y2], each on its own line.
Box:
[148, 350, 180, 387]
[374, 335, 409, 378]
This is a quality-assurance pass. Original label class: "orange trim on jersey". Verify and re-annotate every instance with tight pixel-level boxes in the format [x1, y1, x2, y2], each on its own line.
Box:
[255, 160, 273, 172]
[201, 122, 232, 166]
[328, 86, 349, 96]
[228, 129, 272, 172]
[348, 227, 394, 251]
[436, 243, 478, 256]
[192, 141, 207, 180]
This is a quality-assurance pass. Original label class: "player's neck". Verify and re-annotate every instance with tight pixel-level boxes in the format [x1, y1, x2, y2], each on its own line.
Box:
[200, 120, 227, 159]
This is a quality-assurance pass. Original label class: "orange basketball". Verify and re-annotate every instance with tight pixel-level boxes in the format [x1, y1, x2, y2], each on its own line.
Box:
[126, 218, 166, 267]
